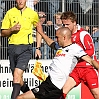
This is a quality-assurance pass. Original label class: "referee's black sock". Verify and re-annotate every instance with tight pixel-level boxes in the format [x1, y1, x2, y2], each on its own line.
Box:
[20, 82, 30, 93]
[11, 83, 21, 99]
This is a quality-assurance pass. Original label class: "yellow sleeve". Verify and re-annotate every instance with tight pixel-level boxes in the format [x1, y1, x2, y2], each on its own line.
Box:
[1, 11, 11, 29]
[33, 11, 39, 27]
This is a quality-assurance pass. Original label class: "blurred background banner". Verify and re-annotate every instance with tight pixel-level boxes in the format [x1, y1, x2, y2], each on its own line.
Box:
[0, 0, 99, 60]
[0, 60, 99, 99]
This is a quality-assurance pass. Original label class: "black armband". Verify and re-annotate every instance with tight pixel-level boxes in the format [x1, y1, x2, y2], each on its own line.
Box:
[49, 42, 56, 50]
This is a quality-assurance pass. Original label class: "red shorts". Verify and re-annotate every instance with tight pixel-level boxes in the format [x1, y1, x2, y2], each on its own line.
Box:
[69, 67, 99, 89]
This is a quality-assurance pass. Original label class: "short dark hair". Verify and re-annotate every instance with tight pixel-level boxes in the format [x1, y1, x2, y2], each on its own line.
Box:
[61, 11, 77, 23]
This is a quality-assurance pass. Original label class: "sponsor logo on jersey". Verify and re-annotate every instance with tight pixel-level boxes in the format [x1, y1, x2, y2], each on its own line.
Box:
[55, 49, 66, 57]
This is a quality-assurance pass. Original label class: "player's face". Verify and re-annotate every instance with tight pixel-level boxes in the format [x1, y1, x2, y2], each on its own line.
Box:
[16, 0, 27, 10]
[62, 19, 75, 33]
[55, 31, 64, 47]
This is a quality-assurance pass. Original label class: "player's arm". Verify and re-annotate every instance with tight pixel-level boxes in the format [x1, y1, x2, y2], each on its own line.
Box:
[36, 31, 42, 48]
[36, 22, 57, 50]
[81, 32, 94, 56]
[1, 22, 21, 37]
[1, 29, 12, 37]
[35, 31, 42, 58]
[81, 55, 99, 69]
[1, 11, 21, 37]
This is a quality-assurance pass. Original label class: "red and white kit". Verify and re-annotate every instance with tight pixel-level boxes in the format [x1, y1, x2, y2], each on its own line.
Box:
[70, 25, 99, 89]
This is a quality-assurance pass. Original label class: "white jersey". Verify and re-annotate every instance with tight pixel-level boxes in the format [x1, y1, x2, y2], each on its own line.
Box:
[48, 43, 87, 89]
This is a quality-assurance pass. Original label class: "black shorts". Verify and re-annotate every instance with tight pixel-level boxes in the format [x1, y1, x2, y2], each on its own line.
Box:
[31, 76, 63, 99]
[8, 44, 32, 73]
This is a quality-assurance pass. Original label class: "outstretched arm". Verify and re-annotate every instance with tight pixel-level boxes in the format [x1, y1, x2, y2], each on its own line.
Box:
[36, 22, 56, 50]
[81, 55, 99, 70]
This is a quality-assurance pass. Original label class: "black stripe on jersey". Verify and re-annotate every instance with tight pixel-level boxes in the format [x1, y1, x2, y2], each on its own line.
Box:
[80, 54, 88, 59]
[75, 54, 88, 60]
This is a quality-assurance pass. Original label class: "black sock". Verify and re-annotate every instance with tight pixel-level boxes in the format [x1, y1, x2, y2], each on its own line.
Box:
[20, 82, 30, 93]
[11, 83, 21, 99]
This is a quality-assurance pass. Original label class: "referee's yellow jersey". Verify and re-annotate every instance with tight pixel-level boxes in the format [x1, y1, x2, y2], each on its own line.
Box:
[1, 7, 39, 45]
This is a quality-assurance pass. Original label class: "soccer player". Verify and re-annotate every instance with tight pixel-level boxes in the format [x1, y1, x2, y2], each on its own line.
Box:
[60, 11, 99, 99]
[1, 0, 41, 99]
[16, 26, 99, 99]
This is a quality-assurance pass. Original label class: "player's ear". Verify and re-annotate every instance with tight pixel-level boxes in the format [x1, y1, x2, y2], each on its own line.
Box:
[64, 35, 66, 40]
[74, 21, 76, 26]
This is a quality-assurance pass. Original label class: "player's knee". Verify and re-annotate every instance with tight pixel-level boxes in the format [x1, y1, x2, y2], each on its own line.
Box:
[13, 74, 22, 83]
[16, 95, 25, 99]
[16, 96, 21, 99]
[13, 69, 23, 83]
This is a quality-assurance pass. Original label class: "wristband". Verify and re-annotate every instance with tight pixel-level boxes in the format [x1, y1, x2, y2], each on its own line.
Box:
[36, 47, 40, 50]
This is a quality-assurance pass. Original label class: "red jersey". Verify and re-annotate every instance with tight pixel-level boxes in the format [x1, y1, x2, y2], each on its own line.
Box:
[71, 26, 96, 67]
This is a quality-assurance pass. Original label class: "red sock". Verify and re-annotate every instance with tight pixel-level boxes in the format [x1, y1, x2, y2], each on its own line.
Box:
[63, 93, 66, 98]
[58, 93, 66, 99]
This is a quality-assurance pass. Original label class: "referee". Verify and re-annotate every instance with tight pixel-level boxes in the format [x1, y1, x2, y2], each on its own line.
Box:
[1, 0, 41, 99]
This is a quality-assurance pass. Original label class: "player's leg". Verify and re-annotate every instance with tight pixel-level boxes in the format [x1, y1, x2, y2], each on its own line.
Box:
[17, 44, 32, 93]
[11, 45, 32, 99]
[91, 88, 99, 99]
[20, 45, 33, 93]
[16, 90, 35, 99]
[58, 68, 80, 99]
[11, 65, 30, 99]
[11, 68, 24, 99]
[63, 67, 80, 95]
[20, 74, 30, 93]
[8, 45, 24, 99]
[63, 77, 76, 94]
[58, 77, 76, 99]
[20, 81, 30, 93]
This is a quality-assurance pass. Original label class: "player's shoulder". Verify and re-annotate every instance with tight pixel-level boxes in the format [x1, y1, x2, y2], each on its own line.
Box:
[7, 7, 17, 13]
[70, 43, 82, 50]
[70, 43, 79, 47]
[65, 43, 79, 50]
[80, 30, 92, 41]
[80, 30, 90, 35]
[77, 25, 90, 36]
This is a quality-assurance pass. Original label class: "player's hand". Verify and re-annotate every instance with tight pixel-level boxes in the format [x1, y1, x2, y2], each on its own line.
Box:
[35, 48, 42, 59]
[10, 22, 21, 33]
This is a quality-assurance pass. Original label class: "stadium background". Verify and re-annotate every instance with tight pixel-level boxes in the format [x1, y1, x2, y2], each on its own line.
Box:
[0, 0, 99, 99]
